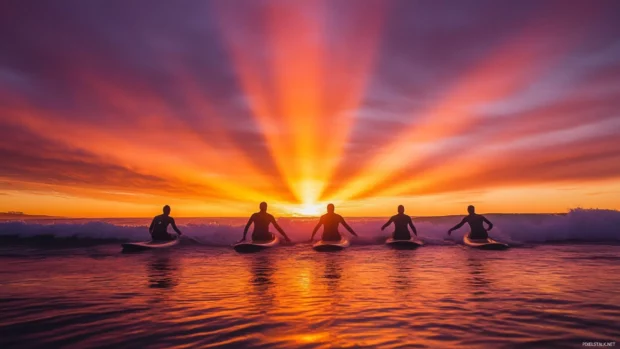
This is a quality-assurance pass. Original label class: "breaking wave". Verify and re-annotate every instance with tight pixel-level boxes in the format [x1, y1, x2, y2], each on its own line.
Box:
[0, 208, 618, 247]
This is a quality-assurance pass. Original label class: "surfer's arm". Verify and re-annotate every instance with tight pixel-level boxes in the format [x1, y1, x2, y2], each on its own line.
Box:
[381, 218, 393, 231]
[448, 218, 467, 235]
[170, 218, 182, 235]
[271, 216, 290, 241]
[408, 217, 418, 236]
[242, 215, 254, 240]
[341, 217, 358, 237]
[482, 216, 493, 231]
[310, 218, 323, 241]
[148, 218, 155, 234]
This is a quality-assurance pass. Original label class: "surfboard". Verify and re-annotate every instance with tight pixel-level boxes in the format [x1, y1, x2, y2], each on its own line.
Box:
[233, 235, 279, 253]
[122, 237, 179, 252]
[385, 237, 424, 249]
[463, 233, 509, 250]
[312, 238, 350, 252]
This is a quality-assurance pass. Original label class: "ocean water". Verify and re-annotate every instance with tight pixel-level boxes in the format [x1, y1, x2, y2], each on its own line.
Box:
[1, 209, 619, 348]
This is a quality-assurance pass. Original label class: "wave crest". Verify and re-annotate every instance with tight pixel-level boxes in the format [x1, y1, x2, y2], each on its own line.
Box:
[0, 208, 618, 247]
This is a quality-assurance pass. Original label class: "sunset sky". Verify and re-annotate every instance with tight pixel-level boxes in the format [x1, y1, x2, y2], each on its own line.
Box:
[1, 0, 620, 217]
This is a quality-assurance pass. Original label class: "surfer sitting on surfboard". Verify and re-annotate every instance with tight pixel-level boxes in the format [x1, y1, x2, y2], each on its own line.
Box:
[447, 205, 493, 239]
[310, 204, 358, 242]
[239, 202, 291, 243]
[149, 205, 183, 241]
[381, 205, 417, 240]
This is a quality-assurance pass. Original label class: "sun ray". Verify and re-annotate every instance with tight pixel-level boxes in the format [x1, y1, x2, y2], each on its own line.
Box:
[323, 3, 601, 203]
[6, 92, 285, 205]
[171, 65, 297, 202]
[214, 0, 387, 206]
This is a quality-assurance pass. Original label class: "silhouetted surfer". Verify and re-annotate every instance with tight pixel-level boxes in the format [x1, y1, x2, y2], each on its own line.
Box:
[240, 202, 291, 243]
[149, 205, 182, 241]
[381, 205, 417, 240]
[310, 204, 358, 242]
[448, 205, 493, 239]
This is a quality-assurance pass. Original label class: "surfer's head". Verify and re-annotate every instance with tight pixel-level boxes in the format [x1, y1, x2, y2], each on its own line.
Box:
[259, 202, 267, 212]
[163, 205, 171, 215]
[327, 203, 335, 213]
[398, 205, 405, 214]
[467, 205, 475, 214]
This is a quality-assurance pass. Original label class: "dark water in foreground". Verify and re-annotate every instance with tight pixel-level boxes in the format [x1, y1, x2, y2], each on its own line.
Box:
[1, 243, 619, 349]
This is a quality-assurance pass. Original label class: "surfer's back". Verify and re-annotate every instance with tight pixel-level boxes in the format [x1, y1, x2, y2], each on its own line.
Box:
[251, 211, 274, 233]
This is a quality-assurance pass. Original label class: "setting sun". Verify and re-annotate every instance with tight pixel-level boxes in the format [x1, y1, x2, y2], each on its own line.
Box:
[290, 203, 324, 217]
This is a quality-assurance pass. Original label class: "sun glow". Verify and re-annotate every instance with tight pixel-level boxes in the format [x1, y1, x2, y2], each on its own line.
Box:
[291, 203, 324, 217]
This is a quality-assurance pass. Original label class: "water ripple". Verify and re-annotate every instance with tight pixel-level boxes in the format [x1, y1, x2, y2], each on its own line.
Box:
[0, 244, 619, 348]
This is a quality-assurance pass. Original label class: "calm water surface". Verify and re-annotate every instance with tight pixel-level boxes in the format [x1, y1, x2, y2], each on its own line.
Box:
[1, 244, 619, 348]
